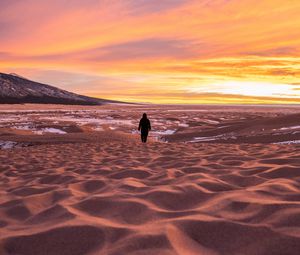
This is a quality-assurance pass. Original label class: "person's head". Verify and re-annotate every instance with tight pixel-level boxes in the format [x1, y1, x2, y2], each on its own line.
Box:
[142, 113, 147, 118]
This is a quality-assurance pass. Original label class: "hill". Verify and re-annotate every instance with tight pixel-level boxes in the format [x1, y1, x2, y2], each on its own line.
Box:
[0, 72, 119, 105]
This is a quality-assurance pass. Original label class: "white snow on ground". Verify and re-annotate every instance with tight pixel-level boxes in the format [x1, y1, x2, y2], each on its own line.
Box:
[178, 123, 189, 127]
[192, 137, 218, 142]
[9, 125, 66, 135]
[190, 134, 230, 142]
[273, 140, 300, 144]
[0, 141, 18, 149]
[202, 119, 220, 124]
[280, 126, 300, 130]
[132, 129, 176, 139]
[33, 128, 67, 135]
[10, 126, 66, 135]
[41, 116, 134, 126]
[152, 129, 176, 135]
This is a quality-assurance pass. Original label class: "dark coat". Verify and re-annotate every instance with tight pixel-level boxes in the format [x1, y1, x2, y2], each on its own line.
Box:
[138, 118, 151, 133]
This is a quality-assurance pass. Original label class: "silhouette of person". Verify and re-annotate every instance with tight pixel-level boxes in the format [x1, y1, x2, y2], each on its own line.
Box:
[138, 113, 151, 143]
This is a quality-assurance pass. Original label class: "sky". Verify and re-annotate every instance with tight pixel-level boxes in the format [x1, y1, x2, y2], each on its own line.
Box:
[1, 0, 300, 104]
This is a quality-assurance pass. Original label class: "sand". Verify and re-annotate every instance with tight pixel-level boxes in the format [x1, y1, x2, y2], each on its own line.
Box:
[0, 104, 300, 254]
[1, 135, 300, 255]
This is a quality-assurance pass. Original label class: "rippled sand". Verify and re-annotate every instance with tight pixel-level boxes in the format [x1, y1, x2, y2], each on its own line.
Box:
[1, 136, 300, 254]
[0, 104, 300, 254]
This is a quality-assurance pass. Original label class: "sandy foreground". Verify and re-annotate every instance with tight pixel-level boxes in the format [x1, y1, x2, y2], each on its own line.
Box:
[0, 104, 300, 254]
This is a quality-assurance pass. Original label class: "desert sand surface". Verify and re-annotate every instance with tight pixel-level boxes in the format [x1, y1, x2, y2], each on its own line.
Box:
[1, 104, 300, 255]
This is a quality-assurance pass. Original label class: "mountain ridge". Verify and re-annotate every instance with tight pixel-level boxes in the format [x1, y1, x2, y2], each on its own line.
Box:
[0, 72, 121, 105]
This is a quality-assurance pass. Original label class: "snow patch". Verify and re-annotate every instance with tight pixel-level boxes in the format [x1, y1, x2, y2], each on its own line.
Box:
[0, 141, 18, 149]
[34, 128, 66, 135]
[178, 123, 189, 127]
[280, 126, 300, 130]
[273, 140, 300, 144]
[42, 116, 133, 126]
[153, 129, 176, 135]
[203, 119, 220, 124]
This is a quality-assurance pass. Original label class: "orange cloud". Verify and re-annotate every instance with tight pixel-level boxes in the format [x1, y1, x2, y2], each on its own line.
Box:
[1, 0, 300, 103]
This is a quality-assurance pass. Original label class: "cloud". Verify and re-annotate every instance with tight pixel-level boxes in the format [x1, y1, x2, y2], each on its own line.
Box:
[101, 90, 300, 104]
[269, 69, 299, 77]
[243, 47, 298, 57]
[82, 38, 199, 61]
[290, 83, 300, 91]
[0, 51, 11, 58]
[123, 0, 188, 15]
[0, 37, 201, 63]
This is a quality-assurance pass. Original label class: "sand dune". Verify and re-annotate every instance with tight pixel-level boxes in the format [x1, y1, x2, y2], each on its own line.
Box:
[1, 137, 300, 254]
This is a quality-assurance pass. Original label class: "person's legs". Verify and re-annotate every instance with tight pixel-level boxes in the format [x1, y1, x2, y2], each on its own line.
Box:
[141, 131, 148, 143]
[141, 133, 144, 142]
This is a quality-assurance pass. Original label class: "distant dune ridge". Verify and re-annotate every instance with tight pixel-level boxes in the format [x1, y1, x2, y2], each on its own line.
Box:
[0, 72, 119, 105]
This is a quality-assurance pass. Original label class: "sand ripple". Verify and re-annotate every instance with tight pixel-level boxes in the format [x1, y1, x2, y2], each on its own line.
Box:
[1, 142, 300, 254]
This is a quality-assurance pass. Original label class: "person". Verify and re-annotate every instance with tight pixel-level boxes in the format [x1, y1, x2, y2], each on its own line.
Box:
[138, 113, 151, 143]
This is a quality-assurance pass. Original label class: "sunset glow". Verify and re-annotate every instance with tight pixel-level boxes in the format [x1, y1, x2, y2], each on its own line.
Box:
[1, 0, 300, 103]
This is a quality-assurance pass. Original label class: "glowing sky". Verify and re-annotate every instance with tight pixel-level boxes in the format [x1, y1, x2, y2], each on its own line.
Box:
[1, 0, 300, 104]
